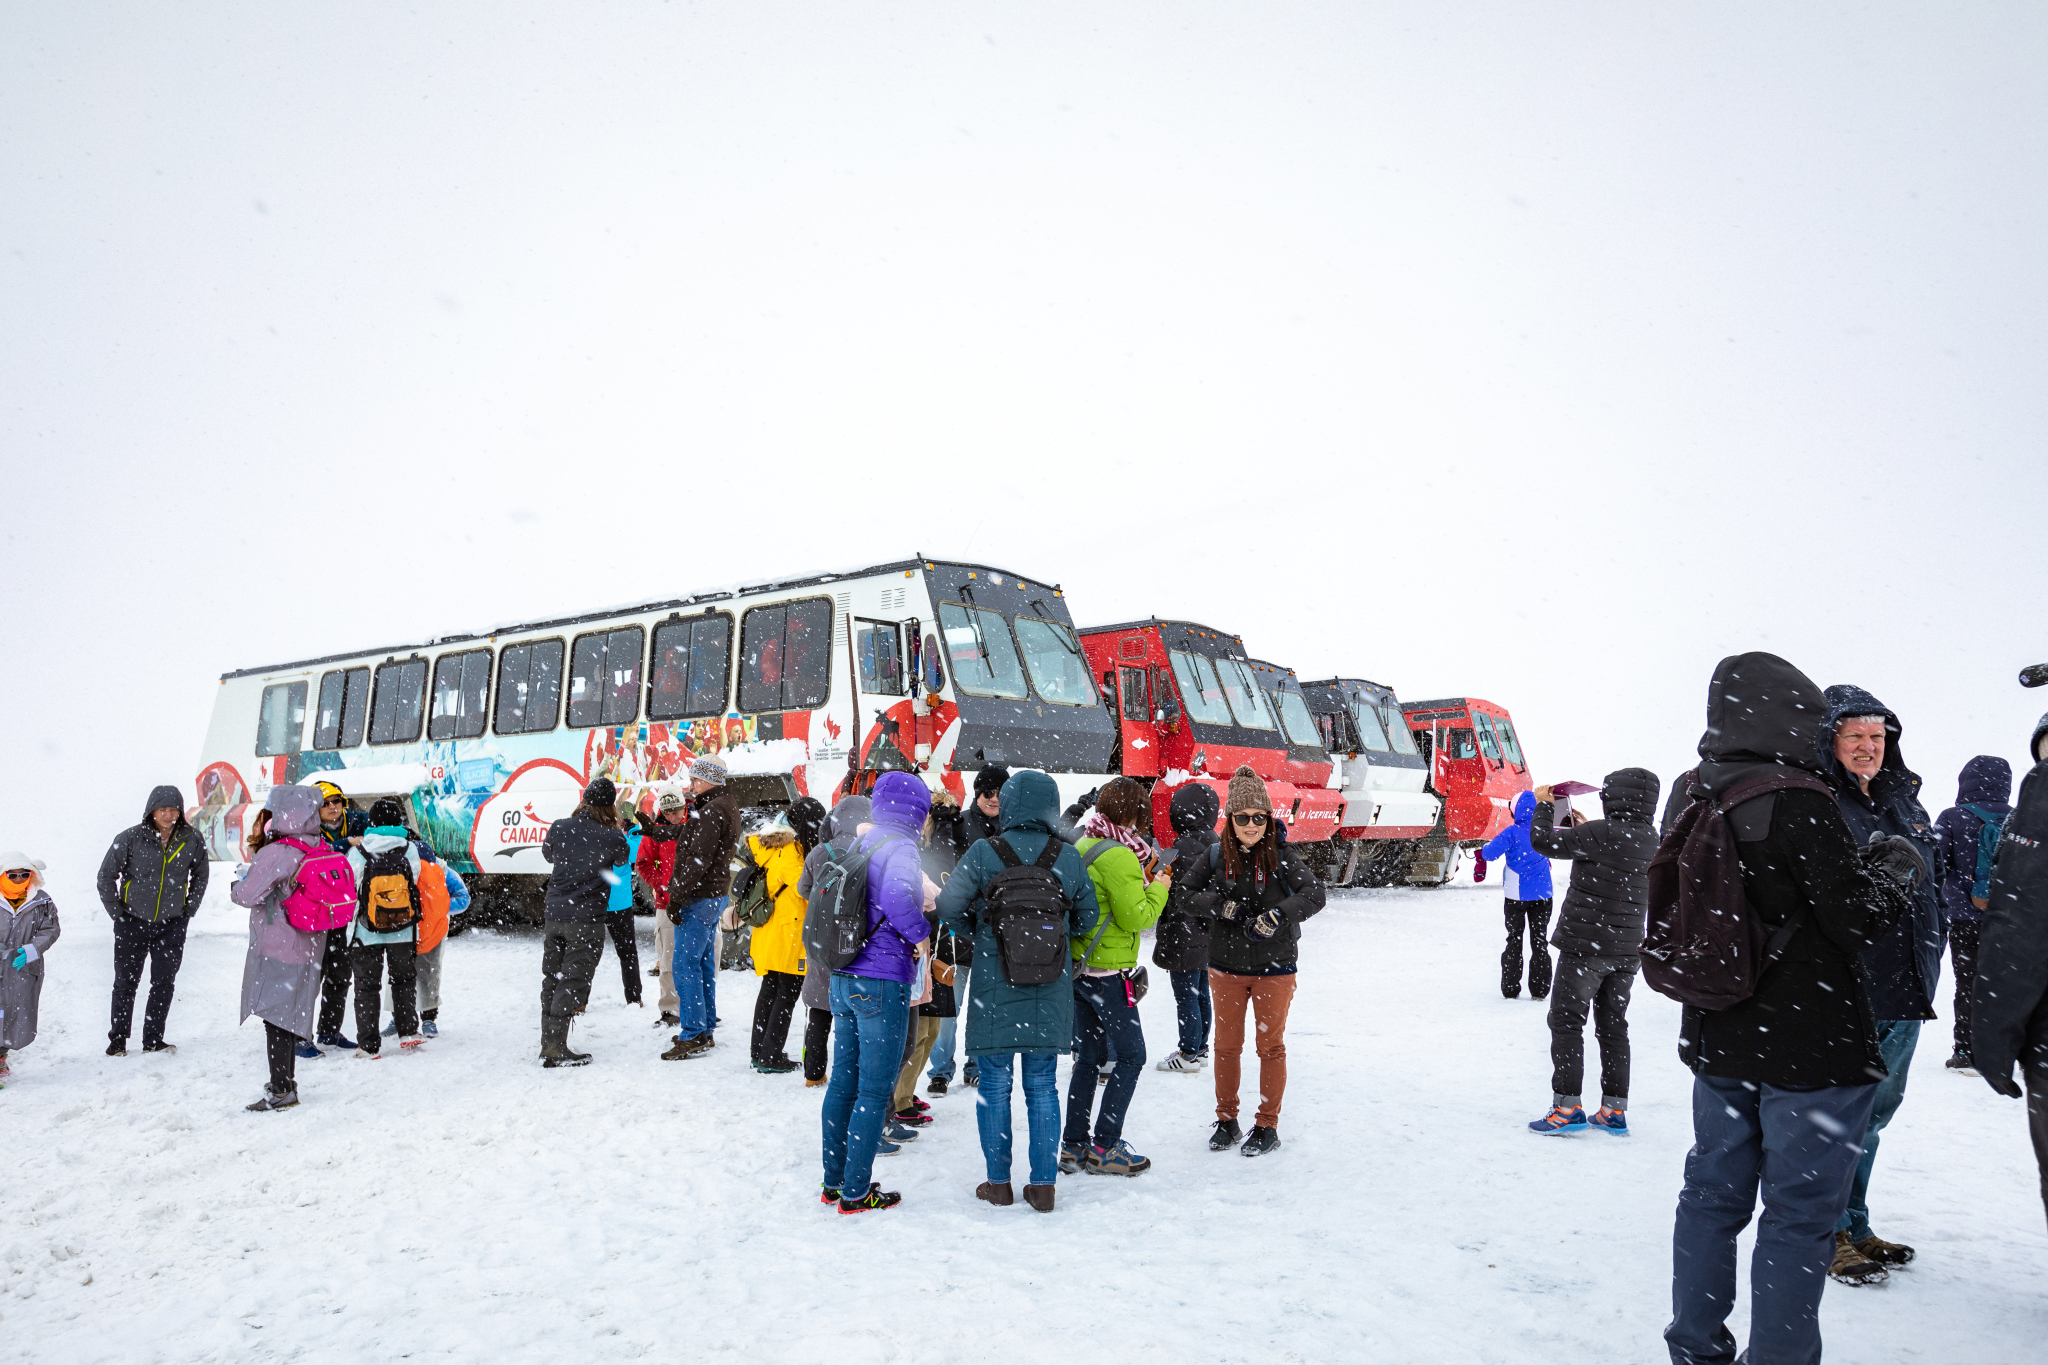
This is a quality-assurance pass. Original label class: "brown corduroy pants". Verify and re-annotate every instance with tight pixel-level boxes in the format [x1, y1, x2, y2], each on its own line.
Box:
[1210, 968, 1297, 1129]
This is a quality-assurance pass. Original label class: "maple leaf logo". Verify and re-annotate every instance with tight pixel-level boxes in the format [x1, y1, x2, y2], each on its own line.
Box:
[822, 714, 843, 741]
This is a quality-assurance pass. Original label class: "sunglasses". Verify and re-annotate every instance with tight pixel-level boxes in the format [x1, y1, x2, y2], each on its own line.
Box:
[1231, 811, 1269, 828]
[1, 870, 31, 886]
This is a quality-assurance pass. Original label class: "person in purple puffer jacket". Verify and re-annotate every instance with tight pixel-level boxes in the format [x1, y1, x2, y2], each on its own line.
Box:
[820, 772, 934, 1215]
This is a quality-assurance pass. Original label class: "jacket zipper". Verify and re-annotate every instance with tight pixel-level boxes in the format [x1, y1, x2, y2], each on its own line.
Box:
[152, 838, 175, 923]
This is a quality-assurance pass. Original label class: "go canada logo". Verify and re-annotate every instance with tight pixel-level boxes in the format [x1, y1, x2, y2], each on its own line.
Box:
[495, 803, 555, 859]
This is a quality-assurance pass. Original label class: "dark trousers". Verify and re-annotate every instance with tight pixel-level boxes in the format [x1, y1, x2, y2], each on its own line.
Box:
[1064, 973, 1147, 1147]
[541, 921, 606, 1021]
[1665, 1073, 1878, 1365]
[803, 1006, 833, 1082]
[1949, 918, 1982, 1059]
[316, 928, 354, 1038]
[602, 911, 643, 1004]
[1503, 898, 1554, 999]
[1171, 967, 1213, 1056]
[264, 1021, 299, 1092]
[110, 914, 189, 1047]
[2029, 1065, 2048, 1234]
[1548, 954, 1635, 1102]
[353, 941, 419, 1051]
[751, 971, 804, 1062]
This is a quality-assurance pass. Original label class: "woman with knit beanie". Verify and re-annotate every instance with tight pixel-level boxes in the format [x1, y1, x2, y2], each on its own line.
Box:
[1180, 765, 1326, 1157]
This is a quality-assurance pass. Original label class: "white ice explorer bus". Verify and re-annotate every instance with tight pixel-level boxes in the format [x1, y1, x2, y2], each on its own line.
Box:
[194, 557, 1114, 920]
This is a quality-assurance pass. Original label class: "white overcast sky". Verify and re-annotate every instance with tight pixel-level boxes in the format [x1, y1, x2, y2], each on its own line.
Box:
[4, 2, 2044, 882]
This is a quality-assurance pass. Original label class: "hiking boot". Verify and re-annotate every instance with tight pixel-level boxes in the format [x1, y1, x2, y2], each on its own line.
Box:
[106, 1040, 128, 1057]
[1085, 1139, 1151, 1176]
[655, 1012, 680, 1029]
[293, 1040, 324, 1060]
[142, 1041, 177, 1054]
[1241, 1125, 1282, 1157]
[752, 1056, 799, 1074]
[1058, 1141, 1086, 1174]
[1829, 1232, 1888, 1285]
[928, 1075, 950, 1096]
[976, 1181, 1015, 1207]
[662, 1033, 714, 1061]
[1588, 1107, 1630, 1135]
[1155, 1051, 1202, 1073]
[805, 1076, 826, 1087]
[1855, 1234, 1916, 1266]
[317, 1031, 357, 1050]
[1528, 1105, 1588, 1136]
[1022, 1183, 1056, 1213]
[838, 1183, 902, 1215]
[1209, 1118, 1244, 1151]
[245, 1085, 299, 1112]
[883, 1121, 920, 1144]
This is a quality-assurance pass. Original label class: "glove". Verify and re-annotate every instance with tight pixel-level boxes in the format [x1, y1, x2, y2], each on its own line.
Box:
[1861, 832, 1929, 888]
[1216, 899, 1241, 923]
[1473, 854, 1488, 884]
[10, 945, 34, 968]
[1983, 1068, 2023, 1100]
[1064, 787, 1100, 821]
[1248, 908, 1282, 941]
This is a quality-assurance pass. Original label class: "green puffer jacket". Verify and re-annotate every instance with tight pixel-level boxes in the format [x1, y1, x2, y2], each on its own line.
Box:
[1072, 837, 1167, 971]
[936, 770, 1101, 1058]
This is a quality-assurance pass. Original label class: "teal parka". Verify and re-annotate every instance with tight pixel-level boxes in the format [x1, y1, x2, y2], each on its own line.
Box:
[936, 770, 1101, 1058]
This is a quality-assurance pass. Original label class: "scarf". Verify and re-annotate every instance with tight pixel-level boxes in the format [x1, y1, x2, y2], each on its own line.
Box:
[1082, 810, 1153, 864]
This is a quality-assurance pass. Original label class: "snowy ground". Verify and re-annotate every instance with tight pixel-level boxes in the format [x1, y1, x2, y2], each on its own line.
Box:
[2, 875, 2041, 1364]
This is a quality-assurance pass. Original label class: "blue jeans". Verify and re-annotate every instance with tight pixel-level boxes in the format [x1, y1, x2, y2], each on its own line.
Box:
[1172, 968, 1212, 1056]
[929, 960, 968, 1081]
[671, 897, 725, 1038]
[1834, 1019, 1920, 1242]
[821, 973, 910, 1196]
[975, 1052, 1062, 1185]
[1665, 1073, 1879, 1365]
[1064, 973, 1147, 1147]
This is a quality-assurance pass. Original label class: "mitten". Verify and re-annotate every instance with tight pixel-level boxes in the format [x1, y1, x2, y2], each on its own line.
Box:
[1473, 854, 1488, 884]
[10, 945, 34, 968]
[1216, 899, 1241, 923]
[1861, 832, 1929, 888]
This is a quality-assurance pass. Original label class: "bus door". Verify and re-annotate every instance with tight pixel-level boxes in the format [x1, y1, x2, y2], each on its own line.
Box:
[1117, 665, 1161, 777]
[853, 616, 917, 770]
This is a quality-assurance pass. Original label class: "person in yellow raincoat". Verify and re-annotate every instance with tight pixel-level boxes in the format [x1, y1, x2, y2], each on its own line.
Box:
[742, 797, 826, 1073]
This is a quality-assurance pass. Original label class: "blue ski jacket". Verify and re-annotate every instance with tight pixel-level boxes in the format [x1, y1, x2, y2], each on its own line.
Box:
[1481, 790, 1553, 902]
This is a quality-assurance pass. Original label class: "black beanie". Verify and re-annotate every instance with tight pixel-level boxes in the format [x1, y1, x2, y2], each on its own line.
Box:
[368, 798, 409, 829]
[583, 777, 618, 808]
[974, 765, 1011, 798]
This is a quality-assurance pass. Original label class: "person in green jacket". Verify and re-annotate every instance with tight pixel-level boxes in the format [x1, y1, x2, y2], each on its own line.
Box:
[936, 770, 1100, 1214]
[1059, 777, 1171, 1177]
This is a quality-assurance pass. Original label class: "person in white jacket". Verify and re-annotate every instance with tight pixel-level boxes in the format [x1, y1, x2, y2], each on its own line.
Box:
[0, 851, 61, 1083]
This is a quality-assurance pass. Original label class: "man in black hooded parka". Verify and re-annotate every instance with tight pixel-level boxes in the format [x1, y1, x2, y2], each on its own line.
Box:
[1663, 653, 1912, 1365]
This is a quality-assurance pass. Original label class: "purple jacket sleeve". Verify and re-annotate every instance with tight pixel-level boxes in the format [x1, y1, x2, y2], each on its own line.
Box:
[870, 837, 933, 948]
[232, 843, 306, 909]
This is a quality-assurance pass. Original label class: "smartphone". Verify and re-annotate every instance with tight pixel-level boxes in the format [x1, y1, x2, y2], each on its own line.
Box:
[1151, 845, 1179, 868]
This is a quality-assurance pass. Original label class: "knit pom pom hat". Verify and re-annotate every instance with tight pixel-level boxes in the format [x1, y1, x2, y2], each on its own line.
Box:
[1223, 765, 1271, 816]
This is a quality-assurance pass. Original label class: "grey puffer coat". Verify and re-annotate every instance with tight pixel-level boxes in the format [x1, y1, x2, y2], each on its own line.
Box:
[235, 785, 329, 1038]
[1, 888, 61, 1050]
[97, 784, 209, 923]
[799, 796, 871, 1013]
[1530, 767, 1663, 958]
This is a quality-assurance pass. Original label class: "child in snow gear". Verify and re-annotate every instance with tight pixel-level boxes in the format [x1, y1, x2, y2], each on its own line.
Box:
[744, 798, 825, 1072]
[937, 770, 1101, 1208]
[0, 853, 60, 1082]
[1177, 766, 1326, 1159]
[1663, 654, 1913, 1362]
[233, 788, 337, 1111]
[346, 799, 428, 1056]
[1154, 783, 1219, 1072]
[1527, 770, 1661, 1137]
[542, 781, 631, 1067]
[666, 760, 741, 1057]
[1936, 756, 2013, 1071]
[96, 784, 208, 1055]
[1481, 790, 1554, 999]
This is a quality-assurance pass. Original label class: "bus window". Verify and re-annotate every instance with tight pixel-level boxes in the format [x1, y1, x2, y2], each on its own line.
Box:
[369, 659, 428, 745]
[1013, 617, 1093, 705]
[1314, 709, 1345, 753]
[1474, 713, 1503, 763]
[937, 602, 1028, 700]
[649, 614, 732, 720]
[1380, 706, 1420, 756]
[569, 627, 643, 728]
[314, 667, 370, 750]
[1496, 717, 1526, 769]
[1152, 666, 1180, 725]
[1350, 702, 1390, 752]
[495, 639, 565, 735]
[740, 597, 834, 713]
[255, 682, 307, 756]
[1274, 689, 1322, 748]
[1168, 651, 1235, 726]
[1119, 666, 1149, 721]
[857, 621, 905, 696]
[1445, 727, 1478, 760]
[1216, 659, 1277, 730]
[428, 650, 492, 741]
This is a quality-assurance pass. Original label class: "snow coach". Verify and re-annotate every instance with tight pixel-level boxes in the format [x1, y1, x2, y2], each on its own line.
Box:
[1396, 697, 1532, 884]
[1296, 677, 1441, 886]
[194, 557, 1113, 922]
[1074, 621, 1344, 846]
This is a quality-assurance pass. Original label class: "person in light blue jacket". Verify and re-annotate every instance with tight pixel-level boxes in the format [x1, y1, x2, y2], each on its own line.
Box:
[599, 818, 645, 1006]
[1481, 790, 1554, 1000]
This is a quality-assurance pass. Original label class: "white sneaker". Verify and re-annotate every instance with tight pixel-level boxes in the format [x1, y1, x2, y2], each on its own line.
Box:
[1155, 1051, 1202, 1073]
[398, 1034, 426, 1049]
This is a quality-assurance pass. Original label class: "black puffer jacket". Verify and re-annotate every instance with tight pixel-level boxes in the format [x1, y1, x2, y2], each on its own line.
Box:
[1180, 833, 1326, 975]
[1971, 712, 2048, 1093]
[96, 785, 209, 923]
[1529, 768, 1661, 958]
[1153, 784, 1220, 971]
[540, 814, 630, 923]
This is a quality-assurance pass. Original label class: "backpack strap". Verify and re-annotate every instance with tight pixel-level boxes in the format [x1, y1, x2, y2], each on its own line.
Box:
[1033, 836, 1063, 871]
[1079, 839, 1124, 871]
[989, 836, 1022, 869]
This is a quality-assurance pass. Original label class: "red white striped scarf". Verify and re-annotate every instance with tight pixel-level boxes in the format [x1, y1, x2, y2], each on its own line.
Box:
[1081, 810, 1153, 864]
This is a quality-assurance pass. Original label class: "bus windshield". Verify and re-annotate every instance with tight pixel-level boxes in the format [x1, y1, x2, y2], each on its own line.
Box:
[1273, 688, 1322, 747]
[1169, 650, 1235, 726]
[1350, 702, 1390, 752]
[938, 602, 1028, 700]
[1012, 617, 1093, 706]
[1380, 705, 1419, 755]
[1216, 659, 1276, 730]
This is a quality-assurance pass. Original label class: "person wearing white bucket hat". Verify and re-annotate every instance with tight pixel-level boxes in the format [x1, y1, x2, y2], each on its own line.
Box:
[0, 851, 61, 1082]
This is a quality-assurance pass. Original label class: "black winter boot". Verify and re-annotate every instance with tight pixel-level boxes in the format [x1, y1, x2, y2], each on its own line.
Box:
[540, 1017, 591, 1068]
[1209, 1118, 1243, 1151]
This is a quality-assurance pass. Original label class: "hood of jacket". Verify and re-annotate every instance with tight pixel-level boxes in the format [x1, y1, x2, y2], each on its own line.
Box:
[1600, 768, 1661, 823]
[1695, 652, 1830, 798]
[266, 784, 322, 839]
[2034, 712, 2048, 766]
[1957, 755, 2014, 809]
[869, 772, 931, 837]
[1169, 782, 1220, 836]
[361, 827, 410, 855]
[141, 783, 186, 826]
[1820, 683, 1915, 794]
[998, 770, 1061, 837]
[825, 794, 873, 843]
[1511, 790, 1537, 826]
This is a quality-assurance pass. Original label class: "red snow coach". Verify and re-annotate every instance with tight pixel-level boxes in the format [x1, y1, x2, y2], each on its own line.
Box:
[1076, 620, 1343, 846]
[1397, 697, 1533, 883]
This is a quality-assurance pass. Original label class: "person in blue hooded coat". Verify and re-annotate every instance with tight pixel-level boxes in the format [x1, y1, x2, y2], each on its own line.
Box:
[1935, 755, 2012, 1071]
[1481, 790, 1555, 1000]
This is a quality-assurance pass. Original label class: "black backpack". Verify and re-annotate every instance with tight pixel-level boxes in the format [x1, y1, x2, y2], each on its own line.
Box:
[802, 835, 903, 971]
[983, 835, 1075, 986]
[1642, 769, 1832, 1009]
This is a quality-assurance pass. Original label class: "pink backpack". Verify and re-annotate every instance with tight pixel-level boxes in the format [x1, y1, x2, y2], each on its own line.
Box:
[275, 836, 358, 932]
